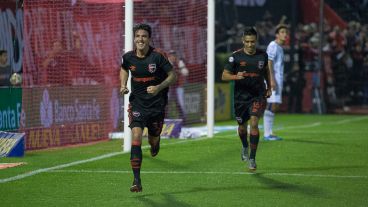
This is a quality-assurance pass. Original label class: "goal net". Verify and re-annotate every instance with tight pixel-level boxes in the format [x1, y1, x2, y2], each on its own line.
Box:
[21, 0, 208, 150]
[133, 0, 208, 125]
[22, 0, 123, 150]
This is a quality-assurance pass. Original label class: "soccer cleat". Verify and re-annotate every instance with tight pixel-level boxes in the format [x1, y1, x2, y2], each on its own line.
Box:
[263, 135, 283, 141]
[150, 137, 160, 157]
[241, 147, 249, 161]
[130, 178, 142, 193]
[248, 159, 257, 171]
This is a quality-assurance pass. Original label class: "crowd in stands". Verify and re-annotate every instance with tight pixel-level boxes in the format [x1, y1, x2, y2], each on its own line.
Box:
[216, 11, 368, 111]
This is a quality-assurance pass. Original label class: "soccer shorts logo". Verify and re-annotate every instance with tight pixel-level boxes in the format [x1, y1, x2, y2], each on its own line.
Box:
[132, 111, 141, 117]
[258, 61, 264, 69]
[236, 117, 242, 123]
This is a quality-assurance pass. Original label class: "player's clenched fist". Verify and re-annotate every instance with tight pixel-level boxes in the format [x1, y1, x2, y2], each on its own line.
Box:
[120, 86, 129, 94]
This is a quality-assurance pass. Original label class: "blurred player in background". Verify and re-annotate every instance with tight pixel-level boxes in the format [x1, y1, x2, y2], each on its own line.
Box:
[222, 27, 272, 171]
[167, 50, 189, 121]
[0, 50, 12, 86]
[263, 24, 288, 141]
[120, 23, 177, 192]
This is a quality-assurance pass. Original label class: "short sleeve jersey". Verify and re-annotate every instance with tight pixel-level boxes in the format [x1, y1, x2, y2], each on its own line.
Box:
[121, 46, 173, 109]
[267, 41, 284, 84]
[224, 49, 268, 103]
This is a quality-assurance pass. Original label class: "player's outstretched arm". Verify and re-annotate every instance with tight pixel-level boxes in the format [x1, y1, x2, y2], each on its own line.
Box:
[147, 70, 177, 96]
[120, 67, 129, 94]
[222, 69, 244, 81]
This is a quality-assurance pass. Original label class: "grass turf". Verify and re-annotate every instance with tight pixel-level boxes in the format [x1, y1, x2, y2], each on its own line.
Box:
[1, 114, 368, 207]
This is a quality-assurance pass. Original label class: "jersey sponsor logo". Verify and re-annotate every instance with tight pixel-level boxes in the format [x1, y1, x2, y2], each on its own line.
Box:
[132, 111, 141, 117]
[129, 65, 136, 71]
[133, 77, 155, 82]
[240, 61, 247, 66]
[228, 57, 234, 63]
[148, 64, 157, 73]
[258, 61, 265, 69]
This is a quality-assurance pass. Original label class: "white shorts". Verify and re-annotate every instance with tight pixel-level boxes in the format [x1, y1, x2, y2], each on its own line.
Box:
[267, 88, 282, 104]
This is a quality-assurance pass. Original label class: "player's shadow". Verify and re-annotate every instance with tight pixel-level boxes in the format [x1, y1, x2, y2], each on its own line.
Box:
[270, 164, 363, 172]
[134, 193, 192, 207]
[132, 184, 252, 204]
[144, 155, 189, 170]
[252, 173, 324, 196]
[285, 138, 342, 146]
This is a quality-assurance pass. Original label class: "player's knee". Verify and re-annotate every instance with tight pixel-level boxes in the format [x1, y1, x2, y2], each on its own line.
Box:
[148, 128, 162, 137]
[238, 126, 247, 136]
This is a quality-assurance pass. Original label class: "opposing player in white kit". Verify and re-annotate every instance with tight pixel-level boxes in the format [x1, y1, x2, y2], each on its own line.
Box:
[263, 24, 289, 141]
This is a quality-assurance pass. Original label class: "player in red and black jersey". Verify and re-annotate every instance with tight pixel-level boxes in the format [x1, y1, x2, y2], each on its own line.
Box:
[222, 27, 274, 171]
[120, 23, 177, 192]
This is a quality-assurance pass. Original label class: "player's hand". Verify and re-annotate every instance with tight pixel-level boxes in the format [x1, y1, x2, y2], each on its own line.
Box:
[120, 86, 129, 94]
[147, 85, 160, 96]
[265, 88, 272, 98]
[235, 72, 245, 80]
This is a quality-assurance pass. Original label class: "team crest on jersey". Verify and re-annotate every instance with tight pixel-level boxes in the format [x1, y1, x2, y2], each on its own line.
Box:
[148, 64, 157, 73]
[132, 111, 141, 117]
[229, 57, 234, 63]
[258, 61, 265, 69]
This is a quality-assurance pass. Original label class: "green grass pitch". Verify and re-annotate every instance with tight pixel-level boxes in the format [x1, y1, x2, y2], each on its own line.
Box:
[1, 114, 368, 207]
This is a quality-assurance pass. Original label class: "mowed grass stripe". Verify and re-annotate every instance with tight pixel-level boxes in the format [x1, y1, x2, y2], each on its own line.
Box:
[49, 169, 368, 179]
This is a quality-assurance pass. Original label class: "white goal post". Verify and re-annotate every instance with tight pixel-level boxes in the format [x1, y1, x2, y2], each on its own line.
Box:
[123, 0, 215, 152]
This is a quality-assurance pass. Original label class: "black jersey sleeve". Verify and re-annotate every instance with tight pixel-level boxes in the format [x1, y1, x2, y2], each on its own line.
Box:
[158, 53, 173, 73]
[121, 54, 129, 71]
[224, 54, 236, 73]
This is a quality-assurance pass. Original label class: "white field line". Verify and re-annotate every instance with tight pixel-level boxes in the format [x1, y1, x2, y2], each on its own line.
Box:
[333, 116, 368, 125]
[0, 137, 209, 184]
[1, 116, 367, 184]
[48, 169, 368, 179]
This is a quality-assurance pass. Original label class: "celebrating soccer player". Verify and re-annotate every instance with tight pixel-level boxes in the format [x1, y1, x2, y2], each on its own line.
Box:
[222, 27, 273, 171]
[120, 23, 177, 192]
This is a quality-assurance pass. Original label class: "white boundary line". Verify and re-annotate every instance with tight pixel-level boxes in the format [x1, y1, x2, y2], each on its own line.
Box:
[1, 116, 367, 184]
[48, 169, 368, 179]
[0, 138, 208, 184]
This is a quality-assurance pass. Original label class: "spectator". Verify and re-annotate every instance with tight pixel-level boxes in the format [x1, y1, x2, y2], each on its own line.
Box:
[0, 50, 12, 86]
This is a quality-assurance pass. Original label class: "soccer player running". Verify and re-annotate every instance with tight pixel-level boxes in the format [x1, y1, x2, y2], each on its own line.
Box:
[263, 24, 289, 141]
[222, 27, 273, 171]
[120, 24, 177, 192]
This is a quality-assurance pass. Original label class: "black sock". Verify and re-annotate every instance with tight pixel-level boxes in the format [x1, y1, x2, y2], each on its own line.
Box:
[249, 130, 259, 159]
[238, 127, 248, 148]
[130, 144, 142, 180]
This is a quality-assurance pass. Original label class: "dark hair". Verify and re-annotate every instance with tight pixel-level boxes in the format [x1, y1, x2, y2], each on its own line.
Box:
[0, 50, 7, 55]
[133, 23, 152, 38]
[275, 24, 288, 34]
[242, 27, 258, 37]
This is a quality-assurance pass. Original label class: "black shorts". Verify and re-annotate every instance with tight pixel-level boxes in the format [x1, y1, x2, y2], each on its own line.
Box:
[234, 96, 266, 125]
[128, 104, 165, 136]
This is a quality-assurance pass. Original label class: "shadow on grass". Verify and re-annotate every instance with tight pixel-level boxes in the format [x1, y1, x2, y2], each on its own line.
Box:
[268, 164, 364, 172]
[135, 193, 192, 207]
[144, 155, 189, 170]
[285, 139, 342, 146]
[130, 184, 250, 205]
[252, 173, 324, 196]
